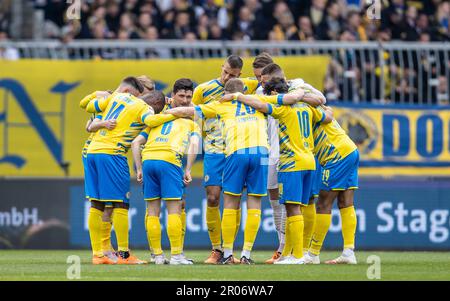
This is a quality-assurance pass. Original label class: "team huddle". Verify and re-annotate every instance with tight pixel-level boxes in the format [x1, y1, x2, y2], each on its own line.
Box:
[80, 53, 359, 265]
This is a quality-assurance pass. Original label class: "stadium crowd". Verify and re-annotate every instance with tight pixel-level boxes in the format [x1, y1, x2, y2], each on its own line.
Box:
[0, 0, 449, 104]
[19, 0, 450, 42]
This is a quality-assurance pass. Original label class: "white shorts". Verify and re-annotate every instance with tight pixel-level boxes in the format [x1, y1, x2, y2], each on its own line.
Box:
[267, 116, 279, 190]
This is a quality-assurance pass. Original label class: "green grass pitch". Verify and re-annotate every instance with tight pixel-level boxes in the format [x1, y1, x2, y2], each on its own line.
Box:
[1, 250, 449, 281]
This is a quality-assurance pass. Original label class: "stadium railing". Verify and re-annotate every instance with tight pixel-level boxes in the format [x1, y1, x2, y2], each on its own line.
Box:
[1, 40, 449, 105]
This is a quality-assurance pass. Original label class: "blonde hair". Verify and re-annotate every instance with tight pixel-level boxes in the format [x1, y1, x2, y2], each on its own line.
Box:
[137, 75, 155, 92]
[224, 78, 244, 93]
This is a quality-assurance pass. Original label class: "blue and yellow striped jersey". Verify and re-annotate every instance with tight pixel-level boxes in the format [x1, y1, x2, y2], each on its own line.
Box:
[265, 99, 326, 171]
[140, 118, 201, 167]
[80, 93, 104, 158]
[82, 114, 102, 157]
[86, 93, 170, 155]
[313, 119, 357, 166]
[195, 99, 268, 156]
[192, 77, 259, 154]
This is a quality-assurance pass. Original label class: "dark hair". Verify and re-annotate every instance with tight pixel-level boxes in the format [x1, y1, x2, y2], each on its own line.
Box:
[173, 78, 194, 94]
[263, 77, 289, 95]
[252, 52, 274, 69]
[224, 78, 245, 93]
[122, 76, 144, 94]
[226, 55, 243, 69]
[141, 90, 166, 114]
[261, 63, 283, 77]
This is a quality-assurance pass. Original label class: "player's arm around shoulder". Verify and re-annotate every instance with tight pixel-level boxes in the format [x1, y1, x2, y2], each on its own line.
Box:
[85, 92, 113, 113]
[87, 114, 117, 132]
[222, 92, 270, 113]
[164, 106, 196, 118]
[302, 83, 327, 105]
[311, 105, 333, 125]
[321, 105, 334, 123]
[184, 123, 201, 186]
[142, 105, 178, 128]
[131, 129, 148, 184]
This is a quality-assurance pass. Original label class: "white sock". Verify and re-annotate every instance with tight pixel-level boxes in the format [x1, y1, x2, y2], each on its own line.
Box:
[241, 249, 251, 259]
[224, 248, 233, 258]
[172, 254, 182, 260]
[343, 248, 354, 257]
[270, 199, 284, 248]
[279, 204, 286, 249]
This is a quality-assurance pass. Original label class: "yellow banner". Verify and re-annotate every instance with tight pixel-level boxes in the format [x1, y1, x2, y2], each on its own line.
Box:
[0, 56, 329, 177]
[333, 104, 450, 176]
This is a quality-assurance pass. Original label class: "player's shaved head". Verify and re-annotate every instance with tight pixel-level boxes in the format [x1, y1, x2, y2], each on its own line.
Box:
[252, 52, 274, 69]
[119, 76, 145, 96]
[224, 78, 245, 94]
[263, 77, 289, 95]
[260, 63, 285, 87]
[261, 63, 284, 78]
[221, 55, 243, 85]
[141, 90, 166, 114]
[253, 52, 274, 83]
[226, 55, 244, 70]
[137, 75, 155, 93]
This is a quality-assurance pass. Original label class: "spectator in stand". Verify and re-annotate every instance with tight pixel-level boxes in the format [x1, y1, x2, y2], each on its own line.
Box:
[119, 12, 140, 39]
[317, 1, 344, 40]
[145, 26, 159, 40]
[105, 1, 121, 34]
[208, 23, 223, 40]
[306, 0, 327, 29]
[346, 10, 367, 41]
[296, 16, 316, 41]
[137, 13, 154, 38]
[196, 14, 210, 40]
[435, 1, 450, 40]
[232, 6, 255, 40]
[165, 11, 193, 39]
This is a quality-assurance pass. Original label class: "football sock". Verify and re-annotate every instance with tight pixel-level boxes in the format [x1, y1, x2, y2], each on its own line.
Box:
[243, 209, 261, 254]
[206, 206, 222, 250]
[270, 199, 283, 248]
[144, 212, 154, 253]
[301, 203, 316, 253]
[181, 208, 187, 252]
[279, 204, 286, 253]
[343, 248, 355, 257]
[340, 206, 357, 250]
[88, 207, 104, 257]
[287, 215, 304, 259]
[112, 208, 129, 252]
[224, 248, 233, 258]
[241, 249, 251, 259]
[234, 207, 241, 239]
[101, 221, 113, 252]
[222, 208, 237, 253]
[146, 216, 162, 255]
[309, 213, 331, 256]
[167, 214, 183, 255]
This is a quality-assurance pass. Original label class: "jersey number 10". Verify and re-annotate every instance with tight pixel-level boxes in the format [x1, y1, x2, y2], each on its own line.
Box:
[297, 111, 311, 138]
